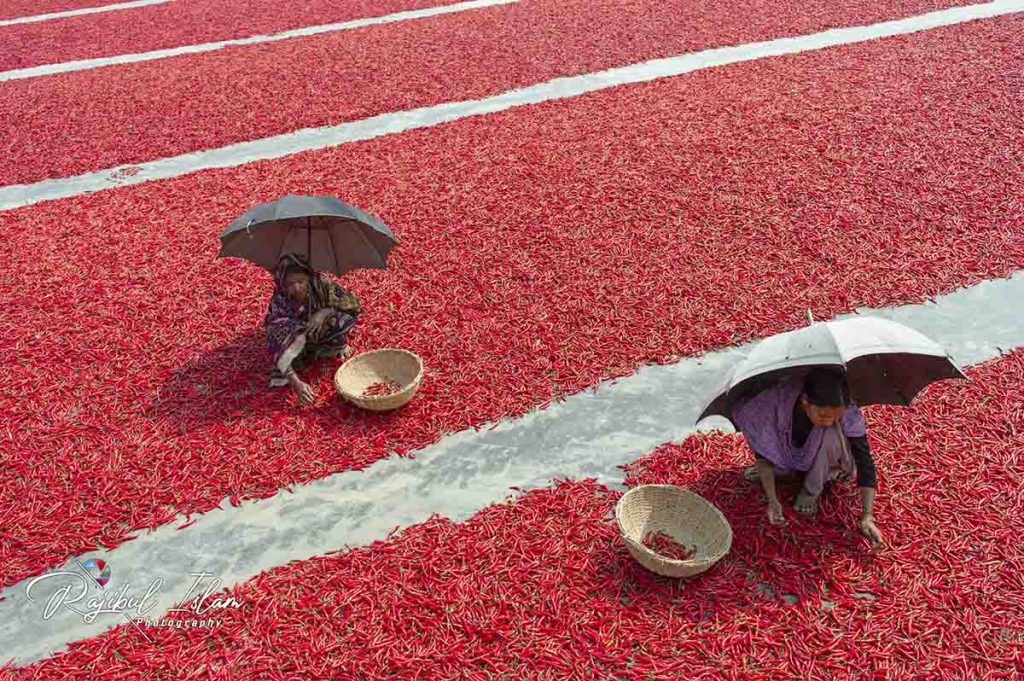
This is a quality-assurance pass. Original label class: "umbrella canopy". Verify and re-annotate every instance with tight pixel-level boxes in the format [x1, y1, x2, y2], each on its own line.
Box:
[217, 194, 398, 275]
[698, 316, 965, 425]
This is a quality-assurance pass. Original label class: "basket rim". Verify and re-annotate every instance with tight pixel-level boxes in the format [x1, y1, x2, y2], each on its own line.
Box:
[615, 484, 733, 566]
[333, 348, 424, 403]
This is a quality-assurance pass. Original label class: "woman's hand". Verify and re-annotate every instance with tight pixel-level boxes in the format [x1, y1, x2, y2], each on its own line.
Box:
[859, 515, 884, 548]
[857, 487, 883, 547]
[756, 458, 786, 527]
[308, 308, 331, 333]
[288, 374, 316, 405]
[766, 499, 786, 527]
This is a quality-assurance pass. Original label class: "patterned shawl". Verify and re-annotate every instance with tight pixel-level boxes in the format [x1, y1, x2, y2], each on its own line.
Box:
[264, 254, 361, 371]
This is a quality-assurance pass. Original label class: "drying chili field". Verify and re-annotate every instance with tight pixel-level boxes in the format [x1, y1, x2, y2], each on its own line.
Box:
[9, 350, 1024, 678]
[1, 0, 1022, 677]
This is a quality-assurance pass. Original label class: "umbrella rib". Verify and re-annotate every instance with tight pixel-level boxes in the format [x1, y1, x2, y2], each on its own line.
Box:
[817, 322, 846, 367]
[331, 220, 342, 275]
[276, 224, 291, 270]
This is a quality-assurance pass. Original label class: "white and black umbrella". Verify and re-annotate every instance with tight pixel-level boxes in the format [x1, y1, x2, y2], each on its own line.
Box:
[217, 194, 398, 275]
[698, 315, 966, 426]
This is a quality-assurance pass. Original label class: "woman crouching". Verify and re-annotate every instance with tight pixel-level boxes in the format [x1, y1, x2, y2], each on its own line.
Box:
[733, 367, 884, 547]
[264, 253, 361, 404]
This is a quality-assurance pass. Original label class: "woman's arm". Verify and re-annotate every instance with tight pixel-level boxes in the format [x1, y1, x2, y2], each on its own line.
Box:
[756, 456, 785, 526]
[848, 435, 876, 488]
[286, 370, 316, 404]
[272, 330, 316, 404]
[860, 486, 876, 518]
[858, 487, 883, 547]
[848, 435, 884, 546]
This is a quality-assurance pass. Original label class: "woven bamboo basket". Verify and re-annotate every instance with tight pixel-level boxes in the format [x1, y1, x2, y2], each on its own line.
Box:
[615, 484, 733, 578]
[333, 348, 423, 411]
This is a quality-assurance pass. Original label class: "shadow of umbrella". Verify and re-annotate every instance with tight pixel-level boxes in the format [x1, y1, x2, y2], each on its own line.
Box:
[145, 328, 283, 431]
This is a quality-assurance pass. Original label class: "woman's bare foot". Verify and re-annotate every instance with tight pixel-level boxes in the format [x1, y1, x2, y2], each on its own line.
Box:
[329, 345, 353, 360]
[794, 489, 819, 515]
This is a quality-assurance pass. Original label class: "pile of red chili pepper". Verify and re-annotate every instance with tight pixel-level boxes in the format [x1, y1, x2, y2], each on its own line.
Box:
[0, 0, 981, 186]
[0, 0, 441, 71]
[0, 0, 99, 21]
[641, 531, 696, 561]
[9, 350, 1023, 678]
[0, 12, 1021, 594]
[363, 380, 404, 397]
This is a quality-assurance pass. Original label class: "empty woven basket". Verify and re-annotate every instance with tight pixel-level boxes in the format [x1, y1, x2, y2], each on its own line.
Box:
[615, 484, 733, 578]
[333, 348, 423, 411]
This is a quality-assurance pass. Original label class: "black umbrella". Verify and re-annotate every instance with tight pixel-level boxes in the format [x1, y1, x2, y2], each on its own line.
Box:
[217, 194, 398, 275]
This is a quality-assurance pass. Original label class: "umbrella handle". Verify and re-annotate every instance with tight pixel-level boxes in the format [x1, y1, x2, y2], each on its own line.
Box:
[307, 216, 313, 323]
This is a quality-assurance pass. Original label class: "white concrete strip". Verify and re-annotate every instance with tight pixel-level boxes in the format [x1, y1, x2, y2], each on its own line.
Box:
[1, 0, 1020, 212]
[2, 271, 1022, 665]
[0, 0, 517, 81]
[0, 0, 171, 27]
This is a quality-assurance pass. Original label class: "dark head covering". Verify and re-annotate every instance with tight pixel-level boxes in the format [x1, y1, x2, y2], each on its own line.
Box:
[272, 252, 314, 296]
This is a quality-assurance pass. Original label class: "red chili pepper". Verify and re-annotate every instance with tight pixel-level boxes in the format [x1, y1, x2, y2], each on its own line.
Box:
[5, 16, 1024, 677]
